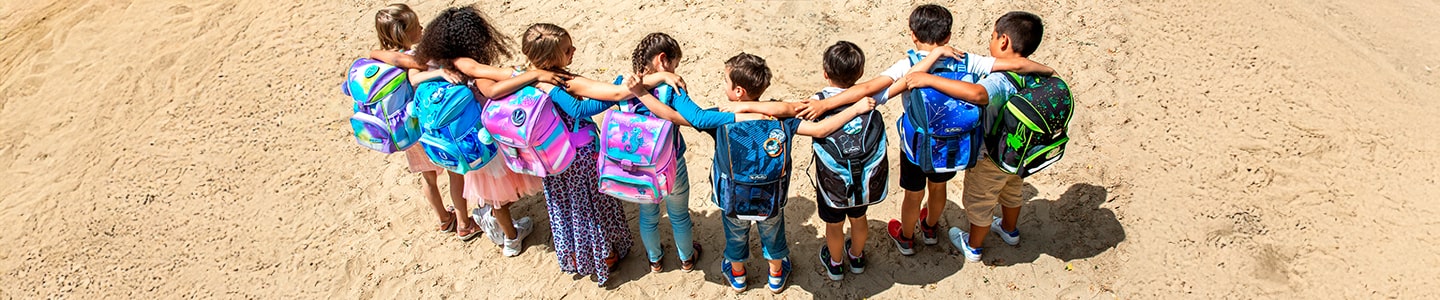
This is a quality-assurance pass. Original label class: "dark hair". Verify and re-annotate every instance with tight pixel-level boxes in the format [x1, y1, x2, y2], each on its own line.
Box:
[631, 33, 682, 74]
[724, 53, 771, 97]
[822, 41, 865, 87]
[414, 6, 513, 74]
[908, 4, 952, 44]
[995, 11, 1044, 57]
[521, 23, 573, 74]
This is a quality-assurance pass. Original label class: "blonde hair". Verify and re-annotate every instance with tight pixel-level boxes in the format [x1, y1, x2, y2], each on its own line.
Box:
[521, 23, 572, 73]
[375, 4, 420, 51]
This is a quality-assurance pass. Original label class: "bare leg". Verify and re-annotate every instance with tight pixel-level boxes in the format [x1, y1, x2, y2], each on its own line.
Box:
[899, 190, 923, 239]
[492, 203, 519, 239]
[448, 172, 480, 236]
[969, 224, 987, 249]
[825, 222, 846, 264]
[1000, 205, 1020, 232]
[848, 215, 868, 257]
[924, 181, 946, 227]
[420, 171, 451, 228]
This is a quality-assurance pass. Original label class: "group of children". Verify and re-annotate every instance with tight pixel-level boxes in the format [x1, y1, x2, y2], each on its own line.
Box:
[357, 3, 1057, 293]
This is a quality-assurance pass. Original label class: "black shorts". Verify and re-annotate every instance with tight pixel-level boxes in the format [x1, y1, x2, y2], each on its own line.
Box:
[898, 157, 957, 192]
[816, 194, 869, 224]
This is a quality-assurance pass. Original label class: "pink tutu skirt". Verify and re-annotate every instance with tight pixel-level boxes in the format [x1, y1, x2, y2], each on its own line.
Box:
[464, 159, 544, 207]
[404, 146, 442, 173]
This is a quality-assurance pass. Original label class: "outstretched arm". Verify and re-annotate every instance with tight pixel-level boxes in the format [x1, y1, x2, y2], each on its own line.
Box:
[797, 97, 876, 137]
[369, 50, 426, 70]
[797, 76, 892, 119]
[905, 73, 989, 106]
[991, 57, 1055, 76]
[721, 101, 804, 118]
[454, 58, 570, 99]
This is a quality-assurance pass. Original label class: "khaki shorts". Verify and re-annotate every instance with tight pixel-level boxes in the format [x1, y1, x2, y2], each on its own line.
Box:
[961, 156, 1024, 227]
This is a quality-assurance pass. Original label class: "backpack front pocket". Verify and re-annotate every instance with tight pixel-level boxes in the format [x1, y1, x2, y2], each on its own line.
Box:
[350, 113, 396, 153]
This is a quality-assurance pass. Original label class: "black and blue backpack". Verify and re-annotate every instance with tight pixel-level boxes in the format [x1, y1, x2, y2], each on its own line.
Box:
[712, 118, 800, 221]
[811, 92, 890, 209]
[897, 50, 986, 173]
[985, 72, 1074, 178]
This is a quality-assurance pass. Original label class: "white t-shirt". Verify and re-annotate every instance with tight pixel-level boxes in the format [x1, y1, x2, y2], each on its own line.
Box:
[874, 50, 998, 104]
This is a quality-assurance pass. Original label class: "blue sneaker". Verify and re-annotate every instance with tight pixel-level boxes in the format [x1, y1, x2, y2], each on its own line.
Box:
[948, 227, 982, 262]
[766, 258, 792, 294]
[721, 260, 746, 292]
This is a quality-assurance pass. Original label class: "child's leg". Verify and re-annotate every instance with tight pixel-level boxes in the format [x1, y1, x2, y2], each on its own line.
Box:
[421, 171, 449, 223]
[899, 190, 923, 239]
[722, 215, 751, 271]
[825, 222, 846, 264]
[667, 162, 695, 260]
[637, 203, 665, 262]
[492, 203, 518, 238]
[848, 215, 868, 257]
[924, 181, 947, 227]
[1000, 206, 1020, 232]
[757, 213, 789, 271]
[448, 172, 481, 233]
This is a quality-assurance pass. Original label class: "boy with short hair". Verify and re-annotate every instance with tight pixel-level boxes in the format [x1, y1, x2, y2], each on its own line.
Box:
[624, 53, 876, 293]
[796, 4, 1054, 256]
[901, 11, 1053, 262]
[809, 40, 875, 281]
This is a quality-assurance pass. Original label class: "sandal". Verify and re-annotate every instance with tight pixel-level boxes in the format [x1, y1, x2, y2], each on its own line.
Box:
[436, 206, 457, 233]
[649, 259, 663, 273]
[456, 226, 483, 242]
[605, 253, 621, 273]
[681, 243, 702, 272]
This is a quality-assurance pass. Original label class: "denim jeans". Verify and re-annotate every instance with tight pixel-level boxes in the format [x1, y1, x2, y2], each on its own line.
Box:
[721, 210, 789, 263]
[637, 159, 694, 263]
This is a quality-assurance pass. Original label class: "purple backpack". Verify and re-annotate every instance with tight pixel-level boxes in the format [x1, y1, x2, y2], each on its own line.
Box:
[341, 58, 419, 153]
[481, 86, 592, 177]
[596, 86, 682, 204]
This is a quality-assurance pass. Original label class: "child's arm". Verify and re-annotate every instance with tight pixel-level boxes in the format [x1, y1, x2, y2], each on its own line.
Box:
[569, 72, 685, 101]
[796, 76, 892, 120]
[623, 76, 739, 129]
[408, 68, 450, 85]
[454, 58, 570, 99]
[990, 57, 1055, 76]
[720, 101, 804, 118]
[797, 97, 876, 137]
[369, 50, 426, 70]
[903, 73, 989, 106]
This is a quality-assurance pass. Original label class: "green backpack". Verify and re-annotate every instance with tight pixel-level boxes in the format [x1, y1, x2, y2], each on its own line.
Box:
[985, 72, 1074, 178]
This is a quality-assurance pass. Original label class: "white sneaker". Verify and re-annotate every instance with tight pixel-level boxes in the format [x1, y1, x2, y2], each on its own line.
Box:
[990, 217, 1020, 246]
[473, 206, 505, 246]
[948, 227, 982, 262]
[503, 217, 534, 257]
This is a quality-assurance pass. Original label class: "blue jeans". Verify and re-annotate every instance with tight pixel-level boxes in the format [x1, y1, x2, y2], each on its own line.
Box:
[721, 210, 789, 263]
[638, 159, 694, 263]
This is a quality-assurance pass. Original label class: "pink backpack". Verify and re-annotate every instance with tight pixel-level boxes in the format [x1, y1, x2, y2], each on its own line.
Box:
[482, 86, 592, 177]
[596, 99, 679, 204]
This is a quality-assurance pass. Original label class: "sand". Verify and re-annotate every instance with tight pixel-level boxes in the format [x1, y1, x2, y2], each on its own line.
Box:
[2, 0, 1438, 298]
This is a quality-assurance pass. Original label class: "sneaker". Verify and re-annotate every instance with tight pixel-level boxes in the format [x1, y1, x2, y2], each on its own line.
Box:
[722, 260, 747, 292]
[818, 246, 845, 281]
[766, 258, 792, 294]
[948, 227, 982, 262]
[918, 208, 939, 245]
[990, 216, 1020, 246]
[472, 206, 504, 246]
[502, 217, 534, 257]
[844, 239, 865, 274]
[887, 220, 916, 256]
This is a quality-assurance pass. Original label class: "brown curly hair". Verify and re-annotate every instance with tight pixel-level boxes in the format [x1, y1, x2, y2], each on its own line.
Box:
[414, 6, 513, 76]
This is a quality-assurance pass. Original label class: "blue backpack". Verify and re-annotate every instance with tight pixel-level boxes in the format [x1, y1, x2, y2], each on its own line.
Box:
[897, 50, 985, 173]
[413, 80, 497, 174]
[811, 92, 890, 209]
[712, 119, 799, 221]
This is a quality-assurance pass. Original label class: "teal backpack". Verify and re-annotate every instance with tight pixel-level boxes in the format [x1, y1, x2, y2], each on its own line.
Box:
[985, 72, 1074, 178]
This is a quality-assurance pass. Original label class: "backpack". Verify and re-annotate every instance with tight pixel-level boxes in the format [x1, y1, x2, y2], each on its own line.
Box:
[481, 85, 593, 177]
[985, 72, 1074, 178]
[811, 92, 890, 209]
[897, 50, 985, 173]
[342, 58, 420, 153]
[596, 84, 683, 204]
[412, 80, 497, 174]
[712, 119, 798, 221]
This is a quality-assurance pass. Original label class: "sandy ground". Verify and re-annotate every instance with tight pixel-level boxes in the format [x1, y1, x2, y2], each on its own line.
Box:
[2, 0, 1438, 298]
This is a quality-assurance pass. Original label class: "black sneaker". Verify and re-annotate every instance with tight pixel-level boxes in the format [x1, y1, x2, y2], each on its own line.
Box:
[819, 245, 845, 281]
[845, 239, 866, 274]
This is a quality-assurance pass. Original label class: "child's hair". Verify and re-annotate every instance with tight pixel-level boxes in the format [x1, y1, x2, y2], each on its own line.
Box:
[995, 11, 1044, 57]
[521, 23, 574, 74]
[414, 6, 513, 73]
[908, 4, 953, 44]
[724, 53, 772, 97]
[630, 32, 682, 74]
[822, 41, 865, 88]
[375, 4, 421, 51]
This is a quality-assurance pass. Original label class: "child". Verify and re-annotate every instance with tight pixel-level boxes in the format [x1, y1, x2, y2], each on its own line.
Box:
[623, 32, 702, 273]
[792, 4, 1054, 256]
[809, 41, 875, 281]
[366, 4, 469, 238]
[902, 11, 1053, 263]
[410, 6, 560, 252]
[626, 53, 876, 293]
